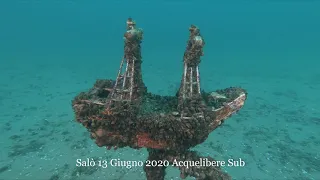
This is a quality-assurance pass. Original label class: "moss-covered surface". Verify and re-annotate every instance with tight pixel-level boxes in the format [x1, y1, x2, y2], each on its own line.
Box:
[71, 79, 246, 151]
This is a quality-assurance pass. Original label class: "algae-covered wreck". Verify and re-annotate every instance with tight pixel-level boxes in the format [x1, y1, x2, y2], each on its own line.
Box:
[72, 18, 247, 180]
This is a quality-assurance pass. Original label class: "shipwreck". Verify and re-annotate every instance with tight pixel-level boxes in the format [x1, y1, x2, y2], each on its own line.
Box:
[72, 18, 247, 180]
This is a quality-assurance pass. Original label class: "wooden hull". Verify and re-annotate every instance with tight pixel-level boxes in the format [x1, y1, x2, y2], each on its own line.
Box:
[72, 80, 247, 151]
[94, 91, 247, 150]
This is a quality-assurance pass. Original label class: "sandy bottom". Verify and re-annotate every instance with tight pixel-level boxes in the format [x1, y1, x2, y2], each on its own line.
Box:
[0, 59, 319, 180]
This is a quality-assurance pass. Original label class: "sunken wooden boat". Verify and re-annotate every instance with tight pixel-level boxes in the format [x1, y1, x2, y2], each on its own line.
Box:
[72, 79, 247, 151]
[71, 18, 247, 180]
